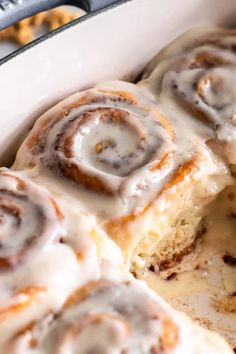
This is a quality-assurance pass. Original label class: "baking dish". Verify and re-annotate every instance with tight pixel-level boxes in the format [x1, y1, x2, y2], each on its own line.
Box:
[1, 0, 236, 167]
[0, 0, 235, 347]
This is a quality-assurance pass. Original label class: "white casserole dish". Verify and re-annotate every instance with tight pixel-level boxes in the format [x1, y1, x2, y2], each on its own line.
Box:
[0, 0, 235, 347]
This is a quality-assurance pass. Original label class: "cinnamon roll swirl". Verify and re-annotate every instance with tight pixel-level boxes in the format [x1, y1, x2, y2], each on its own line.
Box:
[0, 168, 63, 270]
[0, 169, 106, 343]
[6, 279, 232, 354]
[13, 82, 175, 195]
[141, 28, 236, 168]
[13, 82, 231, 277]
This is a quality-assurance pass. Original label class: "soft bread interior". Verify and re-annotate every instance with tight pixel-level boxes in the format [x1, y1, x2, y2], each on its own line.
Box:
[131, 164, 229, 278]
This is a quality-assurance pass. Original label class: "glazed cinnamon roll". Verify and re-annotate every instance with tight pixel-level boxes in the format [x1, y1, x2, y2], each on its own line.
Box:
[0, 168, 63, 270]
[13, 82, 175, 195]
[13, 81, 231, 277]
[141, 28, 236, 167]
[5, 279, 232, 354]
[0, 169, 105, 343]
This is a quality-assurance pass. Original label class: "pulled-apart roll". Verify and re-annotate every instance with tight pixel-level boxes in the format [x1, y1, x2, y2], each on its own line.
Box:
[0, 169, 112, 344]
[13, 82, 231, 277]
[5, 279, 233, 354]
[141, 28, 236, 168]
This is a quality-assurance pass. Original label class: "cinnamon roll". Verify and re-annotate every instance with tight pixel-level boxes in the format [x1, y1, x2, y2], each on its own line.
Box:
[140, 28, 236, 168]
[0, 168, 63, 270]
[5, 279, 232, 354]
[0, 169, 106, 343]
[13, 82, 231, 277]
